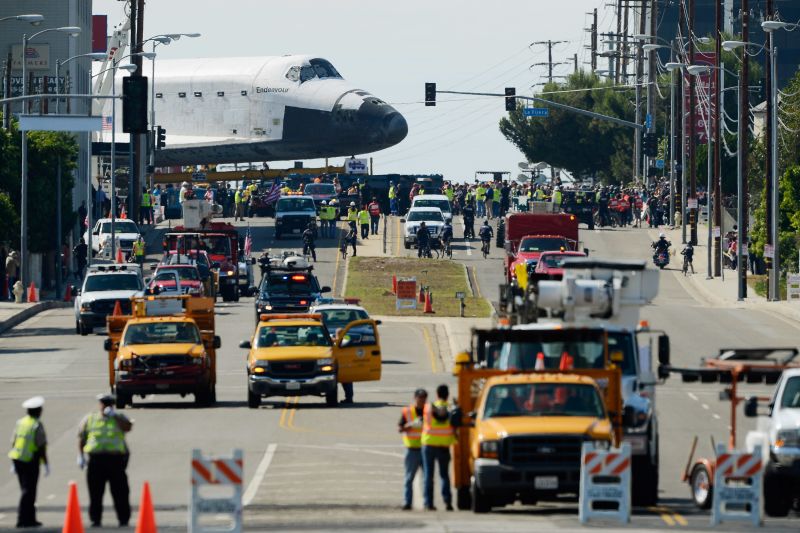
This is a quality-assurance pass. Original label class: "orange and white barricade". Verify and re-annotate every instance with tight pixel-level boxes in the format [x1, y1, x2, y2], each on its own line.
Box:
[190, 449, 243, 533]
[711, 444, 763, 526]
[579, 442, 631, 524]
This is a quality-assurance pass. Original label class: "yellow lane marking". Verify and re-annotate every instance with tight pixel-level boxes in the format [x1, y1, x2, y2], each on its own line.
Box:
[648, 506, 686, 527]
[422, 325, 438, 373]
[332, 221, 343, 296]
[287, 396, 298, 427]
[279, 399, 290, 427]
[672, 513, 688, 526]
[471, 266, 483, 299]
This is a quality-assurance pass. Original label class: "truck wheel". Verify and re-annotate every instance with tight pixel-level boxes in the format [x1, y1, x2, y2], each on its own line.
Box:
[456, 486, 472, 510]
[325, 386, 339, 407]
[232, 287, 240, 302]
[247, 388, 261, 409]
[404, 241, 411, 250]
[79, 320, 89, 336]
[588, 218, 595, 230]
[689, 464, 712, 510]
[470, 478, 491, 513]
[764, 470, 790, 517]
[632, 455, 659, 507]
[75, 320, 81, 334]
[210, 385, 217, 403]
[195, 387, 212, 407]
[115, 393, 130, 409]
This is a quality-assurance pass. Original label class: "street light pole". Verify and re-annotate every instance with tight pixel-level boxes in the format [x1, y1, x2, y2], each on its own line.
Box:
[669, 48, 676, 227]
[769, 44, 779, 300]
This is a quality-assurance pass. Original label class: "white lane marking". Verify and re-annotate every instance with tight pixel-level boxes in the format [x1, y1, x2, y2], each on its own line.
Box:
[713, 414, 721, 420]
[243, 443, 277, 506]
[702, 404, 710, 410]
[687, 392, 699, 401]
[457, 219, 472, 256]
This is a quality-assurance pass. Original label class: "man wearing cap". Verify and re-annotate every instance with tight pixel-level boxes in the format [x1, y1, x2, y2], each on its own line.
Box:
[77, 394, 133, 527]
[8, 396, 48, 528]
[398, 389, 427, 510]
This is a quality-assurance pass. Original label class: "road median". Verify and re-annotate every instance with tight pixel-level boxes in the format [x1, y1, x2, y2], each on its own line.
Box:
[345, 256, 492, 317]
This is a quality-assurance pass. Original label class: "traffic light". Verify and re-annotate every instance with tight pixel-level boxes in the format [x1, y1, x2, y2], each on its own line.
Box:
[643, 132, 658, 157]
[505, 87, 516, 111]
[156, 126, 166, 150]
[425, 82, 436, 106]
[122, 76, 148, 134]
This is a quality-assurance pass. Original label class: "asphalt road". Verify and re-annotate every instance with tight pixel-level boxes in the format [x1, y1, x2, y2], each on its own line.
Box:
[1, 214, 798, 532]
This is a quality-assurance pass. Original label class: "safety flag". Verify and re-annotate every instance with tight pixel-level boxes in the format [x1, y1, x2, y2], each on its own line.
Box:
[264, 180, 281, 204]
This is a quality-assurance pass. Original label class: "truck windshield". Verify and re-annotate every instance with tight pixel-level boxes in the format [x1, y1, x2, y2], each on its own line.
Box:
[99, 221, 139, 234]
[123, 322, 201, 345]
[780, 377, 800, 408]
[407, 210, 443, 222]
[496, 331, 636, 375]
[84, 274, 141, 292]
[304, 184, 336, 195]
[413, 199, 451, 213]
[519, 237, 568, 252]
[277, 198, 316, 212]
[157, 267, 200, 281]
[319, 308, 369, 331]
[540, 253, 583, 268]
[483, 383, 604, 419]
[199, 235, 231, 256]
[256, 325, 332, 347]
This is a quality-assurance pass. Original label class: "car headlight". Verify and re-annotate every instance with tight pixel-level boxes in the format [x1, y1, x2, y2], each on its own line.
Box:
[258, 304, 272, 311]
[80, 302, 92, 311]
[479, 440, 499, 459]
[117, 359, 134, 371]
[252, 361, 269, 374]
[227, 270, 235, 276]
[188, 287, 201, 295]
[776, 429, 800, 448]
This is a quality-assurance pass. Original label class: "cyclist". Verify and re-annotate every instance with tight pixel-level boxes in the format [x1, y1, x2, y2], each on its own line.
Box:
[302, 222, 317, 262]
[441, 219, 453, 256]
[343, 222, 358, 257]
[416, 221, 431, 258]
[478, 220, 493, 256]
[681, 242, 695, 274]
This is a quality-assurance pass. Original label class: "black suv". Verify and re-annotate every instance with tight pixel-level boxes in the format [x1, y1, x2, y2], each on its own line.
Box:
[254, 266, 331, 322]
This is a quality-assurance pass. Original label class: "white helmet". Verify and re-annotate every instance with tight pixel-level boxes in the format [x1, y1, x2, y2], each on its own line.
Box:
[659, 232, 665, 238]
[350, 201, 356, 207]
[321, 200, 327, 206]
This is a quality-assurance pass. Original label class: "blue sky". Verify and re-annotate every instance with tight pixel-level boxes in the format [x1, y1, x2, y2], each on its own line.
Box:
[94, 0, 618, 181]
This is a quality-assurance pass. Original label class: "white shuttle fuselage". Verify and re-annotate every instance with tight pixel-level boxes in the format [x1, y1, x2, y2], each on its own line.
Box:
[99, 55, 407, 166]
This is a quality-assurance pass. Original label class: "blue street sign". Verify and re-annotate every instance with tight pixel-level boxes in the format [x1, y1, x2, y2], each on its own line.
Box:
[645, 114, 653, 129]
[524, 107, 549, 117]
[656, 159, 665, 169]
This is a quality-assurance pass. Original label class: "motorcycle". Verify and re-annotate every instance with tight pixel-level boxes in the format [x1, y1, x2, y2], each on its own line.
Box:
[653, 249, 669, 269]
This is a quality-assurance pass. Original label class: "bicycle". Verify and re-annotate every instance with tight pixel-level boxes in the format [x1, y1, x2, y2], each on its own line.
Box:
[418, 242, 433, 259]
[442, 238, 453, 259]
[682, 255, 694, 275]
[340, 241, 348, 260]
[481, 239, 491, 258]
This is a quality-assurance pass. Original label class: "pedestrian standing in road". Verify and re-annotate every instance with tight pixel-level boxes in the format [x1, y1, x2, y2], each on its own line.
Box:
[140, 187, 153, 225]
[73, 239, 88, 281]
[234, 187, 245, 221]
[421, 384, 455, 511]
[358, 206, 370, 240]
[388, 181, 398, 216]
[78, 394, 133, 528]
[8, 396, 48, 528]
[399, 388, 427, 510]
[345, 223, 358, 257]
[368, 197, 381, 235]
[302, 223, 317, 262]
[484, 185, 495, 220]
[132, 235, 146, 267]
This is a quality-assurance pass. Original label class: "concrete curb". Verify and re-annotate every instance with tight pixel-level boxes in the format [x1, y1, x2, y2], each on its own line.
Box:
[0, 300, 71, 335]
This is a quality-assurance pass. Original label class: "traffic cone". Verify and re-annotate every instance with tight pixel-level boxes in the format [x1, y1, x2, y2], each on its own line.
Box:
[112, 300, 122, 316]
[135, 482, 157, 533]
[64, 284, 73, 302]
[534, 351, 545, 370]
[62, 481, 84, 533]
[418, 287, 425, 304]
[120, 205, 127, 219]
[559, 351, 574, 370]
[27, 282, 38, 303]
[424, 291, 434, 314]
[391, 275, 397, 294]
[116, 248, 124, 264]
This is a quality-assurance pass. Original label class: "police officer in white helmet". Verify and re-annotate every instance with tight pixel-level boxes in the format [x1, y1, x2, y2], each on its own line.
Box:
[8, 396, 48, 528]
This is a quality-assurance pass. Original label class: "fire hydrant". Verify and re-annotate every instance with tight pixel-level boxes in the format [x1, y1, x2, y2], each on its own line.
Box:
[12, 281, 24, 303]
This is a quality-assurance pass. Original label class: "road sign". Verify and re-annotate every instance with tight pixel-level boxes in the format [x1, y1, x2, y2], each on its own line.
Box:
[656, 159, 665, 169]
[396, 278, 417, 310]
[645, 114, 653, 129]
[524, 107, 549, 117]
[787, 274, 800, 301]
[713, 226, 721, 238]
[455, 291, 465, 299]
[687, 198, 698, 209]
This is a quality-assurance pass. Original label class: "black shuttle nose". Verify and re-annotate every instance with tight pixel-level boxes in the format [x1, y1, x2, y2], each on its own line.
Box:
[357, 99, 408, 148]
[383, 112, 408, 146]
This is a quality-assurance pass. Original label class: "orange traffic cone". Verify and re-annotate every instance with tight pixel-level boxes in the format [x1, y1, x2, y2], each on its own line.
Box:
[424, 291, 434, 314]
[391, 275, 397, 294]
[64, 284, 73, 302]
[559, 351, 574, 370]
[62, 481, 84, 533]
[27, 282, 38, 303]
[135, 482, 157, 533]
[116, 248, 124, 264]
[112, 300, 122, 316]
[120, 205, 127, 220]
[534, 351, 545, 370]
[418, 287, 425, 303]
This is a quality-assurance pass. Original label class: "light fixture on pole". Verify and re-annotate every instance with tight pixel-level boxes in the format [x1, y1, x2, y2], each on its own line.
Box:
[19, 25, 81, 296]
[55, 52, 107, 113]
[0, 13, 44, 24]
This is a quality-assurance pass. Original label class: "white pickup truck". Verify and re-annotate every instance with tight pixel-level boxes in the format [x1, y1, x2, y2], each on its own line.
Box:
[745, 367, 800, 516]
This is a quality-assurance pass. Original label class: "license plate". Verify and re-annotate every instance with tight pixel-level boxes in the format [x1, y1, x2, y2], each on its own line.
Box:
[285, 382, 300, 390]
[156, 383, 169, 390]
[534, 476, 558, 490]
[292, 229, 300, 234]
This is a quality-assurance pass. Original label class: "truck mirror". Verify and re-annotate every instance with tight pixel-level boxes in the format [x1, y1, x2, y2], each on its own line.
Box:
[657, 335, 670, 365]
[238, 340, 251, 349]
[583, 248, 590, 256]
[320, 286, 332, 293]
[103, 338, 113, 351]
[375, 319, 382, 325]
[71, 285, 80, 296]
[744, 396, 758, 418]
[399, 218, 406, 223]
[214, 336, 221, 349]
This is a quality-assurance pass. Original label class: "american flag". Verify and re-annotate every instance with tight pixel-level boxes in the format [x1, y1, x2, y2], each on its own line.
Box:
[243, 226, 253, 258]
[264, 180, 281, 204]
[102, 116, 113, 131]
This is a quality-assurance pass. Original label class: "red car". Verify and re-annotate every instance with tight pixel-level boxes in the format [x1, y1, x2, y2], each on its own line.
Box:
[508, 235, 573, 279]
[533, 251, 588, 280]
[148, 264, 205, 296]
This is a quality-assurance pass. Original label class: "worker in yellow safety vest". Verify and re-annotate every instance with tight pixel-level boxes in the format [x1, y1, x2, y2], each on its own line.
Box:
[8, 396, 48, 528]
[78, 394, 133, 528]
[234, 187, 244, 221]
[318, 201, 337, 238]
[475, 184, 486, 217]
[388, 182, 398, 215]
[421, 384, 455, 511]
[552, 187, 563, 208]
[140, 187, 152, 225]
[398, 388, 428, 510]
[347, 202, 358, 225]
[132, 236, 146, 267]
[357, 206, 370, 240]
[534, 187, 546, 201]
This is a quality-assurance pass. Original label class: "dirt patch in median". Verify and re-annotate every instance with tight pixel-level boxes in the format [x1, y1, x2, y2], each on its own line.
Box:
[345, 257, 492, 317]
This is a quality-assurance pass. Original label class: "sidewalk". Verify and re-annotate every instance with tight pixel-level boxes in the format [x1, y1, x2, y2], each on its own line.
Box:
[653, 224, 800, 323]
[0, 300, 71, 335]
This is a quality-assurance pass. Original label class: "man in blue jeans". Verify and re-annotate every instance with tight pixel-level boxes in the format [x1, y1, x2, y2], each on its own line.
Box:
[398, 388, 427, 510]
[421, 384, 455, 511]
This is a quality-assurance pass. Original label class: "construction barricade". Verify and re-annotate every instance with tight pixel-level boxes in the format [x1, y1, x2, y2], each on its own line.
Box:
[190, 449, 243, 533]
[711, 444, 763, 526]
[579, 442, 631, 524]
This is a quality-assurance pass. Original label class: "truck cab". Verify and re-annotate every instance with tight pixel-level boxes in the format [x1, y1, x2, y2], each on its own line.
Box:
[274, 195, 317, 239]
[500, 213, 580, 282]
[74, 264, 144, 335]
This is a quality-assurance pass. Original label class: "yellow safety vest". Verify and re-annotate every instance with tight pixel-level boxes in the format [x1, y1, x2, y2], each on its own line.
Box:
[347, 209, 358, 222]
[475, 187, 486, 201]
[445, 188, 454, 201]
[83, 413, 126, 454]
[421, 400, 455, 447]
[8, 415, 40, 463]
[141, 192, 152, 207]
[534, 189, 545, 200]
[319, 206, 335, 221]
[553, 190, 562, 205]
[388, 186, 397, 200]
[133, 240, 145, 257]
[402, 405, 423, 449]
[358, 210, 370, 225]
[234, 191, 242, 204]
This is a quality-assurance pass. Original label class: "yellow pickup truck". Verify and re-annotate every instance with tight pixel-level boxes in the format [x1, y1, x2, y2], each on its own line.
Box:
[240, 313, 381, 407]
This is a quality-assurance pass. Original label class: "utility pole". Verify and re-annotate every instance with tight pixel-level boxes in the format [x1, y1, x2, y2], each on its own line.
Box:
[129, 0, 145, 226]
[738, 0, 749, 299]
[531, 41, 568, 84]
[591, 8, 598, 71]
[689, 0, 698, 245]
[646, 0, 657, 184]
[574, 53, 578, 74]
[622, 0, 630, 83]
[615, 0, 623, 83]
[635, 1, 647, 184]
[713, 0, 722, 276]
[764, 0, 774, 297]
